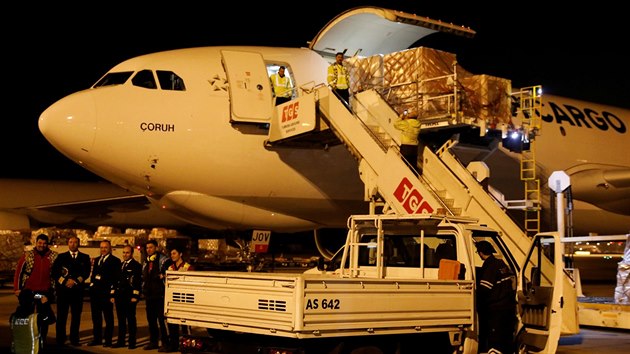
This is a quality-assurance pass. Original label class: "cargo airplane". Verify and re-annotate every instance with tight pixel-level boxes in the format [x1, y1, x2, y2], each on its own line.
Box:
[2, 7, 628, 238]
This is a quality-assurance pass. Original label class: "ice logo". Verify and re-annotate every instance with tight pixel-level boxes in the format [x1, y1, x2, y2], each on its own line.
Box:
[392, 177, 433, 214]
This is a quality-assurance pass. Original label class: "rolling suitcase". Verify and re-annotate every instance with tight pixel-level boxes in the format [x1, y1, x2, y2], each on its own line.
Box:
[9, 304, 40, 354]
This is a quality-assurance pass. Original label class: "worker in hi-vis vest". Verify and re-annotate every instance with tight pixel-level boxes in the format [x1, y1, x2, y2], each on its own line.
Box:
[270, 65, 293, 106]
[327, 52, 350, 103]
[394, 110, 422, 174]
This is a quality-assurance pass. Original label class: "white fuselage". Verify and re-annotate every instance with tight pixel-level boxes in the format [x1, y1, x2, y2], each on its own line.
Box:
[39, 46, 630, 235]
[488, 94, 630, 234]
[39, 46, 366, 232]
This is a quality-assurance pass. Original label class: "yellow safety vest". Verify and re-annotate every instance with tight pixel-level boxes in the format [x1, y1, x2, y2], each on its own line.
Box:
[394, 118, 421, 145]
[327, 63, 349, 90]
[270, 73, 292, 98]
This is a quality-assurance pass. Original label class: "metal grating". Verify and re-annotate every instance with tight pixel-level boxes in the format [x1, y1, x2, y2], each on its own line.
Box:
[172, 292, 195, 303]
[257, 299, 287, 312]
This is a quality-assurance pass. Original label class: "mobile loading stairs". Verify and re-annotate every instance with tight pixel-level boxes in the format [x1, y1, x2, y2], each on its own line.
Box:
[266, 82, 580, 336]
[269, 86, 535, 267]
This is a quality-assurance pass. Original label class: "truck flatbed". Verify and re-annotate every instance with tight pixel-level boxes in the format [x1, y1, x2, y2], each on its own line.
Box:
[578, 296, 630, 330]
[166, 270, 474, 338]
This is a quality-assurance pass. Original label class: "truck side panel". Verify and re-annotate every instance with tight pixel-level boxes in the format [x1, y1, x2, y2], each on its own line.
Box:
[301, 277, 475, 333]
[166, 271, 298, 334]
[165, 270, 474, 339]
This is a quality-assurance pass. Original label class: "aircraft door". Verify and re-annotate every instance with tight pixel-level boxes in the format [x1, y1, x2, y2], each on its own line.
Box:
[516, 232, 564, 354]
[221, 50, 273, 123]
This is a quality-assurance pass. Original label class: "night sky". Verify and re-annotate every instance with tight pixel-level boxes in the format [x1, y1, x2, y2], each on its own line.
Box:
[5, 1, 628, 181]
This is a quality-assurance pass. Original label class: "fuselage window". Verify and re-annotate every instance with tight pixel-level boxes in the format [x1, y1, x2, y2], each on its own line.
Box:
[131, 70, 157, 89]
[93, 71, 134, 88]
[156, 70, 186, 91]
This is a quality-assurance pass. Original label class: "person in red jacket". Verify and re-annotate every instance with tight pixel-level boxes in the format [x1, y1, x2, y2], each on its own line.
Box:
[14, 233, 58, 350]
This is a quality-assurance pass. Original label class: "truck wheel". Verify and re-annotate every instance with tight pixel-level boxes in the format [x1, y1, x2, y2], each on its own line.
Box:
[347, 346, 384, 354]
[337, 340, 391, 354]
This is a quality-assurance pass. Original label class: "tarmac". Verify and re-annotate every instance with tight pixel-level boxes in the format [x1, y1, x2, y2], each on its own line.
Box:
[1, 284, 629, 353]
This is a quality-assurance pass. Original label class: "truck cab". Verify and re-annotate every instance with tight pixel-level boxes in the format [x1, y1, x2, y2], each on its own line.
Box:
[320, 214, 518, 283]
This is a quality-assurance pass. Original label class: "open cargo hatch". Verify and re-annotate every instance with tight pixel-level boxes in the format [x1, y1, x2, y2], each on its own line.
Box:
[309, 6, 476, 59]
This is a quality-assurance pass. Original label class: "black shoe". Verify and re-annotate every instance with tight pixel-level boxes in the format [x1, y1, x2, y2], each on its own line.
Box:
[112, 342, 125, 348]
[128, 344, 137, 349]
[158, 346, 178, 353]
[144, 343, 159, 350]
[104, 341, 112, 347]
[87, 340, 101, 346]
[70, 341, 81, 347]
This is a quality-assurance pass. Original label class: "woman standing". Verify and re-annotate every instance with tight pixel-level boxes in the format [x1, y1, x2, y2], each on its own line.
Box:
[159, 246, 194, 353]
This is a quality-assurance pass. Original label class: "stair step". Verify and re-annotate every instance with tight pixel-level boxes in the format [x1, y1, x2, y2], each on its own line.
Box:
[436, 207, 462, 216]
[450, 208, 462, 215]
[442, 199, 455, 208]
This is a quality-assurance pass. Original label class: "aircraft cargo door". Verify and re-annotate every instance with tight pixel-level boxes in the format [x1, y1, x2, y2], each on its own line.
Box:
[222, 50, 273, 124]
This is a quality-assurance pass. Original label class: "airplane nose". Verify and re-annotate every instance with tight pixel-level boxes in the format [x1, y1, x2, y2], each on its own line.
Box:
[39, 90, 96, 162]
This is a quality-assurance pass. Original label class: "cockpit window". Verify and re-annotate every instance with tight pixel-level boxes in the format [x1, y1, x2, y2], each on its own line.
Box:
[92, 69, 185, 91]
[131, 70, 157, 89]
[93, 71, 133, 88]
[156, 70, 186, 91]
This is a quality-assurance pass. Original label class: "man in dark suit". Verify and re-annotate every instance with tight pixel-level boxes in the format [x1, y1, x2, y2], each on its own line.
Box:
[52, 235, 91, 347]
[142, 239, 170, 350]
[111, 244, 143, 349]
[88, 240, 121, 347]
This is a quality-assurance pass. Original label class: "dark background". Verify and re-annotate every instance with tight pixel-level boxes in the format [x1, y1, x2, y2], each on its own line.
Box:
[4, 1, 628, 181]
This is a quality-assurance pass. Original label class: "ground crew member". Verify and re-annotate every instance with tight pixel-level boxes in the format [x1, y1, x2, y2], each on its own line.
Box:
[327, 52, 350, 103]
[475, 240, 517, 354]
[270, 65, 293, 105]
[394, 110, 422, 173]
[160, 246, 195, 352]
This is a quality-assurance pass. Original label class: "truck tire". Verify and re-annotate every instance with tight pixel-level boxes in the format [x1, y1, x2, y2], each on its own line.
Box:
[347, 347, 384, 354]
[337, 337, 398, 354]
